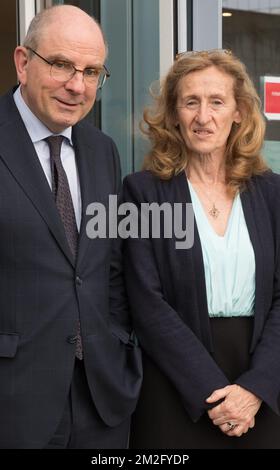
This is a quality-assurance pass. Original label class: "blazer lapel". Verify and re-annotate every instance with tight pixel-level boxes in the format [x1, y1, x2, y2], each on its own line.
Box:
[177, 174, 270, 353]
[0, 94, 75, 267]
[177, 172, 213, 350]
[240, 183, 266, 352]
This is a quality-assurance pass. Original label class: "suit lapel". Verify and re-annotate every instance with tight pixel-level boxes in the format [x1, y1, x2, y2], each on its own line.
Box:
[73, 123, 100, 268]
[0, 92, 75, 267]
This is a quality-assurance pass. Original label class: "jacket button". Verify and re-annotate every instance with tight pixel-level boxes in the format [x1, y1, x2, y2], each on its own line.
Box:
[67, 335, 78, 344]
[75, 276, 83, 286]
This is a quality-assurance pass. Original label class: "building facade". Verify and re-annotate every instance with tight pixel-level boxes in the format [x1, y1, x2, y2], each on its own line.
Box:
[1, 0, 280, 175]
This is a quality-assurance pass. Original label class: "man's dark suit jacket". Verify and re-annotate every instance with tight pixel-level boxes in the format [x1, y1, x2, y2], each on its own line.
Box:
[0, 90, 142, 449]
[122, 170, 280, 422]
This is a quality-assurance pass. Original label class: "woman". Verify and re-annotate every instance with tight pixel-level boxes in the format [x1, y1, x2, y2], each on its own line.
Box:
[123, 50, 280, 449]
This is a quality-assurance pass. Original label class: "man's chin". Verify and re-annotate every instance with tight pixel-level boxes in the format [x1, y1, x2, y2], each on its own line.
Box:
[49, 116, 80, 132]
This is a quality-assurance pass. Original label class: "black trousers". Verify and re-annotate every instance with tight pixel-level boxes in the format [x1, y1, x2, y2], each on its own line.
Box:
[130, 317, 280, 449]
[46, 359, 130, 449]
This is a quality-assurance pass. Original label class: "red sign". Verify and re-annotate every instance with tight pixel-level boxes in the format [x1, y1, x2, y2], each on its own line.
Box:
[263, 77, 280, 120]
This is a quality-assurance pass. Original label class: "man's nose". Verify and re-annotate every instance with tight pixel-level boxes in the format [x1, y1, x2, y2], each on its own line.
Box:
[64, 70, 86, 94]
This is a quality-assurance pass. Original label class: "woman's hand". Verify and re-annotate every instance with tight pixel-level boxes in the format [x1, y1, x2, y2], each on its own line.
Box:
[206, 384, 262, 437]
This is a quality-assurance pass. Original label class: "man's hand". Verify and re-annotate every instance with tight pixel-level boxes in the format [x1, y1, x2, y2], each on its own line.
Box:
[206, 384, 262, 437]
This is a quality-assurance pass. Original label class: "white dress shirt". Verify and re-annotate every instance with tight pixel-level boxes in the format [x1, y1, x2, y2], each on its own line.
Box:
[13, 86, 82, 230]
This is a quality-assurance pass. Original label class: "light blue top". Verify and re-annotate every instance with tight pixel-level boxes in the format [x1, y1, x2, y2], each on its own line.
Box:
[188, 180, 255, 317]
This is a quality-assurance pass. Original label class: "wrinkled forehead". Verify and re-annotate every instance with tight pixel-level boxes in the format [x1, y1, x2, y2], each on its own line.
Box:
[177, 67, 236, 98]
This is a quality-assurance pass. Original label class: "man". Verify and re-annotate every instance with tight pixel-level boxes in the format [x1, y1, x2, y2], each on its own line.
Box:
[0, 5, 141, 449]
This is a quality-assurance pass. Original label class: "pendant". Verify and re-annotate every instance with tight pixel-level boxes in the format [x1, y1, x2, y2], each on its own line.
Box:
[209, 204, 220, 219]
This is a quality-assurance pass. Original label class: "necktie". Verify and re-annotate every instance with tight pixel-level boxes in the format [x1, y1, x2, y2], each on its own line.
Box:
[45, 136, 83, 360]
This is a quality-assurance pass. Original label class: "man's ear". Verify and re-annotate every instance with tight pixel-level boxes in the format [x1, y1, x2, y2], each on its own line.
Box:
[14, 47, 29, 85]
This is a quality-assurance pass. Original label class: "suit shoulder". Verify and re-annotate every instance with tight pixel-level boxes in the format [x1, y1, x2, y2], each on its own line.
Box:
[77, 119, 115, 145]
[74, 120, 120, 173]
[0, 88, 22, 126]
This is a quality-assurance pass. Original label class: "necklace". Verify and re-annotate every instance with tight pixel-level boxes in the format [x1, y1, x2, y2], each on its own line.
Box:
[205, 183, 220, 218]
[209, 203, 220, 219]
[196, 181, 220, 219]
[204, 188, 220, 218]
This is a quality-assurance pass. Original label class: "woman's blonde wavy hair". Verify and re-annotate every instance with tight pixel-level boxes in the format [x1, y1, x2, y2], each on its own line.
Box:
[142, 50, 268, 193]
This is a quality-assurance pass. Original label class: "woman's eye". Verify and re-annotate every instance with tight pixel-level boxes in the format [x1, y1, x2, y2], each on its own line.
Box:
[186, 101, 198, 108]
[212, 100, 223, 106]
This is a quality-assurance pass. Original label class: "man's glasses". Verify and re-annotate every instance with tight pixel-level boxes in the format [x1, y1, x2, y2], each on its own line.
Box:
[176, 49, 232, 60]
[26, 47, 110, 89]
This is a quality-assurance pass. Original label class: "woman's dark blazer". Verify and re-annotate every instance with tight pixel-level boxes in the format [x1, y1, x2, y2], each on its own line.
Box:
[122, 169, 280, 422]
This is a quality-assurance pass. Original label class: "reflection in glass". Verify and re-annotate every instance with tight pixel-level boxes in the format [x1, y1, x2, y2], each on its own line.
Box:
[223, 1, 280, 172]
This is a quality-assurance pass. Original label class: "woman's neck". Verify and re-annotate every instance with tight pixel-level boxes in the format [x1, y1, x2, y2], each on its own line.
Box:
[187, 152, 226, 185]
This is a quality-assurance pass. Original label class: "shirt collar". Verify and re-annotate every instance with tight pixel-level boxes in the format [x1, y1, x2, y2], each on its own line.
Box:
[13, 86, 73, 145]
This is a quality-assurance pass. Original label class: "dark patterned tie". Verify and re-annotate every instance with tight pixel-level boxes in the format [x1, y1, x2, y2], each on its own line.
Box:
[45, 136, 83, 360]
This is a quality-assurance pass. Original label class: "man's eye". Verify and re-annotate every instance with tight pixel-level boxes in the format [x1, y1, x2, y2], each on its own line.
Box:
[53, 62, 72, 71]
[84, 68, 99, 77]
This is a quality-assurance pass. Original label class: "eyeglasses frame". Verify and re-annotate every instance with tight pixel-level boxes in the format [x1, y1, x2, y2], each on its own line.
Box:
[25, 46, 110, 89]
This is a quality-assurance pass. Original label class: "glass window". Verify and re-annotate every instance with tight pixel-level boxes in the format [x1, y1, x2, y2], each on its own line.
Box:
[223, 1, 280, 173]
[52, 0, 161, 176]
[101, 0, 160, 175]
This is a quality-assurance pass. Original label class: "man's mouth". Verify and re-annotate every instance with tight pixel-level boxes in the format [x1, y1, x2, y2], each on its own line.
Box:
[55, 98, 81, 107]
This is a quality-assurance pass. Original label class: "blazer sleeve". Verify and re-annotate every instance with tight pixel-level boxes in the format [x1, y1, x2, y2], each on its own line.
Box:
[236, 265, 280, 415]
[235, 176, 280, 415]
[122, 174, 230, 422]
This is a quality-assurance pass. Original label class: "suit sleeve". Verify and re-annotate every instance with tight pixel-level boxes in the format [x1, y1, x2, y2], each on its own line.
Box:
[110, 138, 122, 194]
[108, 140, 136, 339]
[122, 174, 230, 421]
